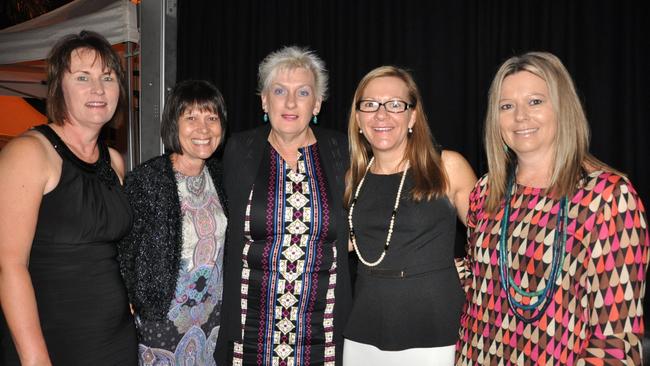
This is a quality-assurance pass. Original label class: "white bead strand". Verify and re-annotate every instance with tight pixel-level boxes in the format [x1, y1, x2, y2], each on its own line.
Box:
[348, 157, 409, 267]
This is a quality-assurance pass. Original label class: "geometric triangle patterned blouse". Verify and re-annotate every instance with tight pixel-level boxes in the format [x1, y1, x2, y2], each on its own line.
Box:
[456, 171, 649, 365]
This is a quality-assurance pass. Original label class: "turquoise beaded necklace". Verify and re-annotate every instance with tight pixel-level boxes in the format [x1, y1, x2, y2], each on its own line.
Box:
[498, 173, 568, 323]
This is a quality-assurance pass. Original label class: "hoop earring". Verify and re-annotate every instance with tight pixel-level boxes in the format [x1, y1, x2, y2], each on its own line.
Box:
[263, 113, 268, 123]
[312, 115, 318, 124]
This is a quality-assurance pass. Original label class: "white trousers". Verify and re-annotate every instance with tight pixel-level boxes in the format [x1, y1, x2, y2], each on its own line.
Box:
[343, 339, 455, 366]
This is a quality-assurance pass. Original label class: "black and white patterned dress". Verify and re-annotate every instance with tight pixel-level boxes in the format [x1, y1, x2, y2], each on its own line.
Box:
[233, 145, 337, 366]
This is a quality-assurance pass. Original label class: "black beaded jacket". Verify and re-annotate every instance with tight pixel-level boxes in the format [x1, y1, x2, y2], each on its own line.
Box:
[117, 154, 227, 320]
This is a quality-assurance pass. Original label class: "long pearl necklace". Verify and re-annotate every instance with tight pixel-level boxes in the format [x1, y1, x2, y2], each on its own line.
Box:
[348, 157, 409, 267]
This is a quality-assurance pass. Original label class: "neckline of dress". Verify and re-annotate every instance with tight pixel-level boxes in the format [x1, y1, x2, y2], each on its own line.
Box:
[511, 169, 605, 195]
[367, 170, 409, 177]
[41, 124, 106, 171]
[174, 164, 207, 178]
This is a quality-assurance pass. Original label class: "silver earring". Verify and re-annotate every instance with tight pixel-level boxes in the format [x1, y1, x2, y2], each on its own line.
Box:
[359, 128, 363, 134]
[408, 127, 413, 134]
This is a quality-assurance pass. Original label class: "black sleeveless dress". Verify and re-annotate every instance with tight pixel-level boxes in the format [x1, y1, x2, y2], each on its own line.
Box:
[0, 125, 138, 365]
[343, 172, 465, 350]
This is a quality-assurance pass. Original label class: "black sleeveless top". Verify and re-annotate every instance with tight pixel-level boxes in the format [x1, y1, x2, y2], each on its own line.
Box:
[0, 124, 137, 365]
[343, 172, 464, 350]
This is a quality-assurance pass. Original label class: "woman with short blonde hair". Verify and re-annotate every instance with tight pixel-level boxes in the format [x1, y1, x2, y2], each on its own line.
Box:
[217, 46, 352, 366]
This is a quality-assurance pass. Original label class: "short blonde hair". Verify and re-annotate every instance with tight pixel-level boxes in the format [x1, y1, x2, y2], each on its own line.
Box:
[257, 46, 328, 101]
[484, 51, 611, 213]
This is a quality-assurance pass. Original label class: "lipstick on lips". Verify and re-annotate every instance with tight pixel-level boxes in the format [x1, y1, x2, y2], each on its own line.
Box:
[85, 101, 107, 107]
[281, 114, 299, 121]
[514, 128, 538, 136]
[191, 138, 211, 145]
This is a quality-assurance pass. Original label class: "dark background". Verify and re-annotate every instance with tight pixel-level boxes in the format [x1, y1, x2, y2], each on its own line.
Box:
[176, 0, 650, 338]
[177, 0, 649, 209]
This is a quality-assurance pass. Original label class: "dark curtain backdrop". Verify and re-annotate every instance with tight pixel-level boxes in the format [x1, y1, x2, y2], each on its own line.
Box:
[177, 0, 650, 332]
[177, 0, 649, 204]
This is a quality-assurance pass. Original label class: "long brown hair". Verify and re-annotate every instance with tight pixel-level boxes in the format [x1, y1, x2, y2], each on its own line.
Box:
[483, 52, 612, 213]
[344, 66, 448, 207]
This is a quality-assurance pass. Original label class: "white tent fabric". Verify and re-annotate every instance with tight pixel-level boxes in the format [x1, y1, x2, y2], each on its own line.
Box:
[0, 0, 138, 98]
[0, 0, 138, 65]
[0, 62, 47, 98]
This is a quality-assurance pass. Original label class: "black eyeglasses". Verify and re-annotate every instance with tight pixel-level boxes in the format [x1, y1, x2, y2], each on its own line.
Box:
[356, 99, 415, 113]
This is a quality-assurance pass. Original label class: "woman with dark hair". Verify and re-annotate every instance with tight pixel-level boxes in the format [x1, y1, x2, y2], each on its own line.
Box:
[118, 80, 228, 365]
[456, 52, 649, 365]
[0, 30, 137, 365]
[342, 66, 476, 365]
[216, 46, 352, 365]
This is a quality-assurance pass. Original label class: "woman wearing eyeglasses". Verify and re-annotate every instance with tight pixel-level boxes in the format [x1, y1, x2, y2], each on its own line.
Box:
[342, 66, 476, 365]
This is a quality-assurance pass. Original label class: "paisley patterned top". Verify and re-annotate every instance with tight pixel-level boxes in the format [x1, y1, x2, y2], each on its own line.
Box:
[233, 144, 337, 366]
[137, 165, 227, 366]
[456, 171, 649, 366]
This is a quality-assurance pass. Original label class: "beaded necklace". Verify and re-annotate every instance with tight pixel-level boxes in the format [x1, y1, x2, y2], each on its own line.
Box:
[498, 173, 568, 323]
[348, 157, 409, 267]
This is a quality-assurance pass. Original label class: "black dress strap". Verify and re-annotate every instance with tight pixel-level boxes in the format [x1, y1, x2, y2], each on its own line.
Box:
[32, 124, 66, 155]
[32, 124, 118, 187]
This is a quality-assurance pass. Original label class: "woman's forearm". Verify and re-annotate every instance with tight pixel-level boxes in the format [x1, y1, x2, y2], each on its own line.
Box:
[0, 264, 52, 366]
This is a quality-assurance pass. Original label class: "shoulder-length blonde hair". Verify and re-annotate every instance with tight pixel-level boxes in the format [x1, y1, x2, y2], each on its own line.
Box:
[344, 66, 448, 207]
[484, 51, 611, 213]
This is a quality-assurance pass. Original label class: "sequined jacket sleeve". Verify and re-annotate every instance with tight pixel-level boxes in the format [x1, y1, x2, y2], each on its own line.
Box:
[578, 173, 649, 365]
[117, 155, 182, 320]
[117, 154, 227, 320]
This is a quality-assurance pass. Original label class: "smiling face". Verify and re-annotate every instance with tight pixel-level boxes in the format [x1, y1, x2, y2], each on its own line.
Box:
[356, 76, 416, 161]
[176, 106, 222, 166]
[499, 71, 557, 164]
[61, 48, 120, 128]
[261, 67, 321, 138]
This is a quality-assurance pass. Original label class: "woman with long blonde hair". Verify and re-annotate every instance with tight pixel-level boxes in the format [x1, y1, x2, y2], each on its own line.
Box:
[456, 52, 649, 365]
[343, 66, 476, 365]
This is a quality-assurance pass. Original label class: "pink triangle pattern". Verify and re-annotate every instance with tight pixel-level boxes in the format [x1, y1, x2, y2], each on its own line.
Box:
[456, 171, 649, 365]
